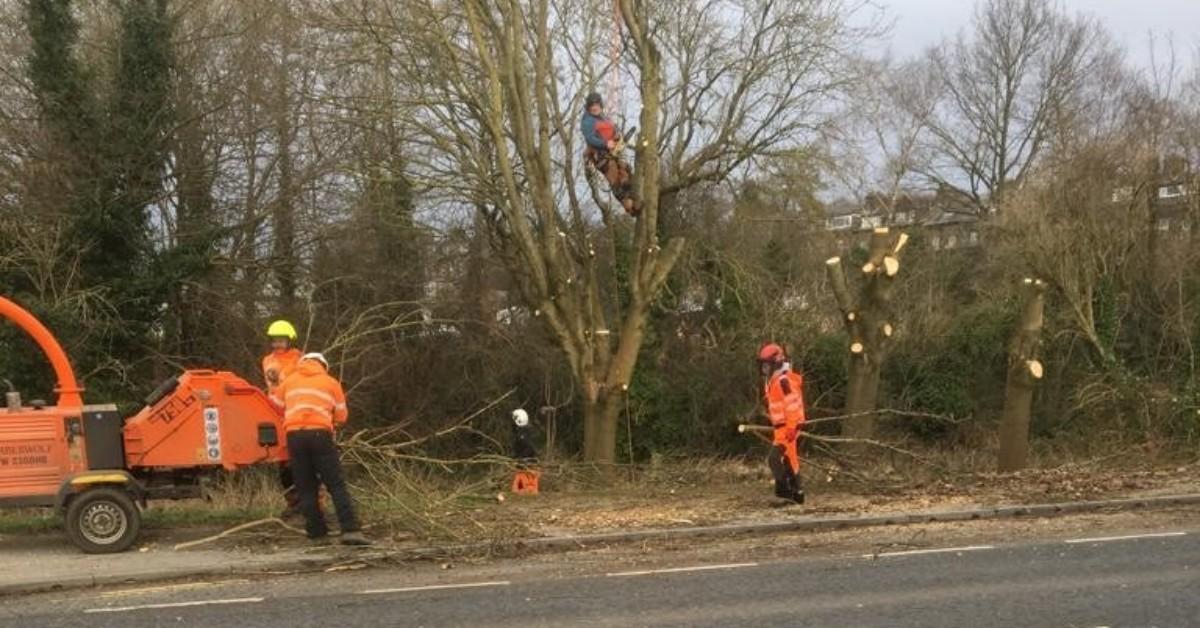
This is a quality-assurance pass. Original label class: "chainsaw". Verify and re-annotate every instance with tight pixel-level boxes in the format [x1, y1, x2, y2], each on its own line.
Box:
[612, 126, 638, 153]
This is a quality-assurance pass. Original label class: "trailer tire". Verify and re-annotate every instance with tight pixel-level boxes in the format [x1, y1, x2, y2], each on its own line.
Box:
[64, 487, 142, 554]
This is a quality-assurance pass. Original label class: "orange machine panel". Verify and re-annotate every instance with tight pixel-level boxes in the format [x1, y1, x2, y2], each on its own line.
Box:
[0, 407, 87, 502]
[123, 370, 288, 472]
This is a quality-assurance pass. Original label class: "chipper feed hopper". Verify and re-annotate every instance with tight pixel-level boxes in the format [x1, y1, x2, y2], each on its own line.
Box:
[0, 296, 288, 553]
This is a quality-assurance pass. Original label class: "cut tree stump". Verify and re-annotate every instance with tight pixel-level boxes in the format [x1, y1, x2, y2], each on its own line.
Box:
[825, 227, 909, 440]
[998, 278, 1047, 472]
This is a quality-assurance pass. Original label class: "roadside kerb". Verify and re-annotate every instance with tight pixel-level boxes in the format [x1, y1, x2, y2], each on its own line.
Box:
[4, 492, 1198, 597]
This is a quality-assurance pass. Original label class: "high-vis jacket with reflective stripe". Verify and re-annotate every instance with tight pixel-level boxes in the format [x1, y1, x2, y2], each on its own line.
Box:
[765, 367, 806, 474]
[262, 348, 302, 397]
[272, 359, 348, 433]
[765, 369, 806, 432]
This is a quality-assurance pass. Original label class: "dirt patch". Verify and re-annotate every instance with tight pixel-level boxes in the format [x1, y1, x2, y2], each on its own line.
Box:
[395, 457, 1200, 547]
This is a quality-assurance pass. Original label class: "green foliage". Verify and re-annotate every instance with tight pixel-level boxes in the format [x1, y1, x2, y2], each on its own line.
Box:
[624, 357, 693, 460]
[1092, 276, 1119, 364]
[98, 0, 173, 267]
[1166, 385, 1200, 444]
[90, 0, 174, 325]
[796, 331, 849, 409]
[24, 0, 97, 146]
[12, 0, 179, 406]
[887, 299, 1016, 440]
[0, 311, 61, 401]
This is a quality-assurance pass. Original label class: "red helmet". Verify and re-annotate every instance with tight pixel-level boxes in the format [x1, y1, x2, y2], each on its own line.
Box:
[757, 343, 785, 364]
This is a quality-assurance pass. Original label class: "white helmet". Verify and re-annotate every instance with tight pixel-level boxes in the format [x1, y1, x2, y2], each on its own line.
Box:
[302, 352, 329, 370]
[512, 408, 530, 427]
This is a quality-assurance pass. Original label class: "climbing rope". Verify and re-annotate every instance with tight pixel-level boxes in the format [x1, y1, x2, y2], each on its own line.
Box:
[607, 0, 624, 124]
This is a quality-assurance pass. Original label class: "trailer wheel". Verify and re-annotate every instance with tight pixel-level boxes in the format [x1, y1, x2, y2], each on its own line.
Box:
[64, 487, 142, 554]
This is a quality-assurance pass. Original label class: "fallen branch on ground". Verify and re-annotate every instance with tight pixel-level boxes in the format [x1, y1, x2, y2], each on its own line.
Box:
[173, 517, 304, 551]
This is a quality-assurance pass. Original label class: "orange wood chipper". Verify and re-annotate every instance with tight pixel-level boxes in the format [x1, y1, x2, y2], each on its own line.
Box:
[0, 296, 288, 553]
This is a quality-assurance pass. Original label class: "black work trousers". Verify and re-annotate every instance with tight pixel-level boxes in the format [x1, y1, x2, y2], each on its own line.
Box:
[286, 429, 360, 538]
[768, 443, 802, 499]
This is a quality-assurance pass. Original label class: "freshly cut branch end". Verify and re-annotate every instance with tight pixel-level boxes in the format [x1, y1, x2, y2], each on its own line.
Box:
[883, 256, 900, 277]
[1027, 360, 1044, 379]
[850, 342, 864, 354]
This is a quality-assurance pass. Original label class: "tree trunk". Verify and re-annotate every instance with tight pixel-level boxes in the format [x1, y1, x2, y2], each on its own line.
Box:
[998, 278, 1046, 472]
[826, 228, 908, 439]
[271, 32, 298, 313]
[845, 359, 881, 438]
[582, 392, 624, 464]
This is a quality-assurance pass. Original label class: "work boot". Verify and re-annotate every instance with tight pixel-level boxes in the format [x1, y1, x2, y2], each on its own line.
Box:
[792, 490, 805, 505]
[340, 531, 373, 546]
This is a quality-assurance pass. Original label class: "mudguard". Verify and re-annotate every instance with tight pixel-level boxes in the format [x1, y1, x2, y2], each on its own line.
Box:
[55, 470, 144, 511]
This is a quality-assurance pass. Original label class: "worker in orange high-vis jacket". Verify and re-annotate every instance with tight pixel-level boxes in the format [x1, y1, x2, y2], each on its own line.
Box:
[262, 320, 307, 518]
[272, 353, 370, 545]
[757, 343, 806, 504]
[263, 320, 303, 395]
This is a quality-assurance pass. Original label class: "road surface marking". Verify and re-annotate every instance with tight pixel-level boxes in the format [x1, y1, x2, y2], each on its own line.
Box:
[99, 579, 251, 598]
[606, 562, 759, 577]
[865, 545, 995, 558]
[84, 597, 264, 614]
[359, 581, 511, 595]
[1064, 532, 1187, 544]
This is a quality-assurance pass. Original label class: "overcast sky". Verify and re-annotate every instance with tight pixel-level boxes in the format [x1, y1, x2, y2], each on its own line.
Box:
[877, 0, 1200, 72]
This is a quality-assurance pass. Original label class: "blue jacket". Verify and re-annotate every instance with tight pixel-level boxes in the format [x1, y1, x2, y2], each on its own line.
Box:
[580, 111, 614, 151]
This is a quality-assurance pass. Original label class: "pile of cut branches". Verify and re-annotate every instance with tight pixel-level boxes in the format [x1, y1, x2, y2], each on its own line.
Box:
[339, 389, 521, 542]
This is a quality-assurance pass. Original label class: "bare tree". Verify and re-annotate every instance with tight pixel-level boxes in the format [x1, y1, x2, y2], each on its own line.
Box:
[317, 0, 872, 461]
[838, 56, 940, 217]
[922, 0, 1114, 213]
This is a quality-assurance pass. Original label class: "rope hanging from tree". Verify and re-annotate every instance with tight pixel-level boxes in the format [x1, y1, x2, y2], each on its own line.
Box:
[607, 0, 624, 123]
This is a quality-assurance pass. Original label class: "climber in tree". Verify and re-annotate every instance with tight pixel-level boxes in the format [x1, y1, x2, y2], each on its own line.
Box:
[580, 92, 640, 217]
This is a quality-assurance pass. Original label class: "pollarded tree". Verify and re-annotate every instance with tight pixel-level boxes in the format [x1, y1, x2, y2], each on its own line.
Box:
[322, 0, 873, 462]
[997, 277, 1046, 471]
[825, 227, 909, 439]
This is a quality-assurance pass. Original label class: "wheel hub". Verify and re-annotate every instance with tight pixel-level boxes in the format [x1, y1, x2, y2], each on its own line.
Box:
[80, 502, 127, 545]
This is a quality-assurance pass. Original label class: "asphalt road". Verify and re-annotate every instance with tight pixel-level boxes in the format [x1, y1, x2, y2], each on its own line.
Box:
[3, 529, 1196, 627]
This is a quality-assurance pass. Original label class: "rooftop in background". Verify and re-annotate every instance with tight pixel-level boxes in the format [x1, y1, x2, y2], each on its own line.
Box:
[823, 189, 980, 232]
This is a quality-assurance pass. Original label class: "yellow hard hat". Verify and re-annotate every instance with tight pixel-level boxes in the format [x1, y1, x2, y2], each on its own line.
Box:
[266, 320, 298, 340]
